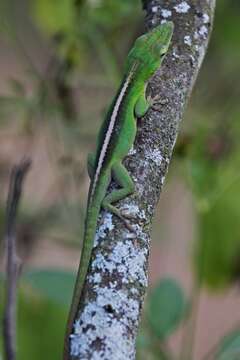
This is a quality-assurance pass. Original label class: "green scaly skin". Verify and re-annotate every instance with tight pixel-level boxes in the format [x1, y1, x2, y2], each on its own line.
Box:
[64, 21, 173, 359]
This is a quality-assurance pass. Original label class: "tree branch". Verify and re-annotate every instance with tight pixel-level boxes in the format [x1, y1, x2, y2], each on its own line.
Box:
[3, 158, 31, 360]
[68, 1, 216, 359]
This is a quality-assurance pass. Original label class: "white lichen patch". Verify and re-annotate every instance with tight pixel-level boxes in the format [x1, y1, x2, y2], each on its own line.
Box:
[194, 25, 208, 41]
[97, 287, 139, 321]
[146, 148, 163, 166]
[151, 6, 159, 13]
[161, 175, 166, 185]
[203, 13, 210, 24]
[130, 288, 139, 295]
[109, 281, 117, 289]
[171, 135, 177, 151]
[94, 213, 114, 245]
[161, 9, 172, 18]
[199, 25, 208, 38]
[92, 253, 116, 274]
[174, 1, 190, 13]
[196, 44, 206, 68]
[70, 300, 137, 359]
[184, 35, 192, 46]
[89, 272, 102, 284]
[92, 239, 148, 287]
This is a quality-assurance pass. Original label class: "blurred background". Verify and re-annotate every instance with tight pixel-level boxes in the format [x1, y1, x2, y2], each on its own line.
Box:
[0, 0, 240, 359]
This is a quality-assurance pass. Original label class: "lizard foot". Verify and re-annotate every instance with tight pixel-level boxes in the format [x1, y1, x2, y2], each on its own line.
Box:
[147, 94, 167, 111]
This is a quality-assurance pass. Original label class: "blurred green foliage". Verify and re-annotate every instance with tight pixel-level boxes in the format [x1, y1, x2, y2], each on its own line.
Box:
[0, 276, 68, 360]
[185, 120, 240, 288]
[137, 278, 187, 360]
[31, 0, 142, 74]
[23, 270, 75, 306]
[146, 278, 186, 340]
[177, 0, 240, 291]
[216, 330, 240, 360]
[33, 0, 76, 35]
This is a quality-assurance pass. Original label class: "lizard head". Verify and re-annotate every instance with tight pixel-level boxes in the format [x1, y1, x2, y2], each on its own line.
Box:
[125, 21, 174, 78]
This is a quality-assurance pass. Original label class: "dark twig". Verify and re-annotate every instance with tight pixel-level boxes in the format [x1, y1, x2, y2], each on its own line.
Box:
[3, 158, 31, 360]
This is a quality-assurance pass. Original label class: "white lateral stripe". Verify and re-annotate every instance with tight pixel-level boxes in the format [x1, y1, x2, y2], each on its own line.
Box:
[90, 71, 133, 200]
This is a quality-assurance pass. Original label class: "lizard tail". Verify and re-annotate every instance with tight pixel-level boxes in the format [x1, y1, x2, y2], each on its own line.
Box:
[63, 173, 109, 359]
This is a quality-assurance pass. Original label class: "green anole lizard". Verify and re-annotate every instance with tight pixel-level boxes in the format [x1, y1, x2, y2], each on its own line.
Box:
[64, 21, 173, 359]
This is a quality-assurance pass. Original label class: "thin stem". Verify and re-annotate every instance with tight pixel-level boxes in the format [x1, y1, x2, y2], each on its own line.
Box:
[179, 283, 201, 360]
[3, 158, 31, 360]
[201, 321, 240, 360]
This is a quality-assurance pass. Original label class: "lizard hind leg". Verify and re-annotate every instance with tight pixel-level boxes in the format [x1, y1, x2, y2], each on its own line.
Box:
[102, 162, 135, 231]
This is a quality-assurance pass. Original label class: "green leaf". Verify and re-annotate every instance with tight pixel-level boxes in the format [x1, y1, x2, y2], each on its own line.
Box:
[136, 329, 152, 349]
[194, 179, 240, 289]
[147, 278, 186, 339]
[32, 0, 75, 35]
[216, 330, 240, 360]
[23, 269, 75, 306]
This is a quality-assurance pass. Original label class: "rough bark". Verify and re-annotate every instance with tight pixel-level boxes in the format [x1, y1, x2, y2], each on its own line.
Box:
[69, 1, 216, 359]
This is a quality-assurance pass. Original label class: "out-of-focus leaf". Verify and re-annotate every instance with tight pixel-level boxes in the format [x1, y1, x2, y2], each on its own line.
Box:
[214, 1, 240, 58]
[147, 278, 186, 339]
[19, 294, 66, 360]
[23, 269, 75, 306]
[136, 329, 152, 349]
[186, 125, 222, 208]
[32, 0, 75, 35]
[85, 0, 141, 30]
[0, 277, 67, 360]
[136, 330, 170, 360]
[216, 330, 240, 360]
[194, 178, 240, 289]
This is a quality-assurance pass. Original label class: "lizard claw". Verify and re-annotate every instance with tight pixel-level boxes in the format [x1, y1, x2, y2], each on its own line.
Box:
[147, 94, 160, 105]
[147, 94, 167, 110]
[122, 218, 136, 233]
[120, 210, 137, 220]
[115, 211, 136, 233]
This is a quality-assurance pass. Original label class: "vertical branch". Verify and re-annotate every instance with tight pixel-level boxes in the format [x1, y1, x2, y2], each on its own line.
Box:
[3, 158, 31, 360]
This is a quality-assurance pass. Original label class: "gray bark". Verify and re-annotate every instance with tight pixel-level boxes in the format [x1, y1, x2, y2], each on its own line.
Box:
[69, 0, 216, 359]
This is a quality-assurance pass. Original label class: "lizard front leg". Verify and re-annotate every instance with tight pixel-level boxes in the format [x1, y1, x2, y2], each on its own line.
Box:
[134, 86, 151, 118]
